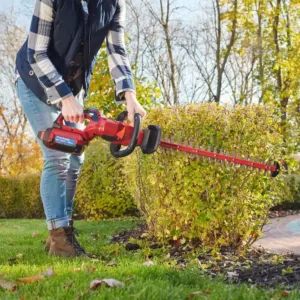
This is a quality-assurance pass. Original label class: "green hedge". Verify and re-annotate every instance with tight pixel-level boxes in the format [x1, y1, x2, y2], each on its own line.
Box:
[0, 174, 43, 218]
[124, 104, 286, 250]
[272, 174, 300, 210]
[75, 140, 137, 220]
[0, 141, 136, 220]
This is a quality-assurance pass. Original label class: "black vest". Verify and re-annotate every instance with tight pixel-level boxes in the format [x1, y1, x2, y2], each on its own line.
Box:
[16, 0, 118, 105]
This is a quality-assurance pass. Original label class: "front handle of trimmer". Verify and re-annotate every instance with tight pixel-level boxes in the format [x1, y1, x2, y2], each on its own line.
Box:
[110, 111, 141, 158]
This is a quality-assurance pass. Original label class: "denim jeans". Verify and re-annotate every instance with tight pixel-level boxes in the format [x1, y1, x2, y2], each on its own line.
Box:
[16, 78, 85, 230]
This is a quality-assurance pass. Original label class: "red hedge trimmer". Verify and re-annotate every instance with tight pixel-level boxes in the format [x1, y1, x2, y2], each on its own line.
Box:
[38, 108, 280, 177]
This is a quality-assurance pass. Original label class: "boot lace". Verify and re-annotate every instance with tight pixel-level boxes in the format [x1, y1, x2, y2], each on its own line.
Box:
[65, 227, 86, 255]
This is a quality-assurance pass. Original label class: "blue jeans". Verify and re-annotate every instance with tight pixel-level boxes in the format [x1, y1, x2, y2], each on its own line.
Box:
[16, 78, 85, 230]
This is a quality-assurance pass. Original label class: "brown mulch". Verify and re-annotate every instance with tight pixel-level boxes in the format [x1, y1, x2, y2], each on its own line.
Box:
[268, 210, 300, 219]
[111, 223, 300, 288]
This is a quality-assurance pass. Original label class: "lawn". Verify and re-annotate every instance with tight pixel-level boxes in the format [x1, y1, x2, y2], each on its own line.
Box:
[0, 219, 299, 299]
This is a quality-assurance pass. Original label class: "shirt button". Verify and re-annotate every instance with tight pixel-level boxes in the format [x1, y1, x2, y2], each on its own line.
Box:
[70, 61, 75, 66]
[29, 70, 34, 76]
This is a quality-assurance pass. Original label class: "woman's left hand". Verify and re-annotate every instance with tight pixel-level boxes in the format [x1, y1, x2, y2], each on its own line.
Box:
[125, 91, 147, 125]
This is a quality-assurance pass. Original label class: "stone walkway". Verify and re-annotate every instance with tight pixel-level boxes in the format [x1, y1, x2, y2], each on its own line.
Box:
[253, 215, 300, 254]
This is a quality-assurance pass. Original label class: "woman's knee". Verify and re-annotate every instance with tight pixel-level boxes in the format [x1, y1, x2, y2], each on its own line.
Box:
[43, 152, 71, 179]
[69, 153, 85, 170]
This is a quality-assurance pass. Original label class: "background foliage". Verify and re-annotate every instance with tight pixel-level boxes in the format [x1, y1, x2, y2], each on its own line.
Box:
[86, 45, 160, 119]
[0, 174, 43, 218]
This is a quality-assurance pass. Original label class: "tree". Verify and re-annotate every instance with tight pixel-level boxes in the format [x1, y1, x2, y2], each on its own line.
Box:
[86, 44, 161, 118]
[126, 0, 195, 105]
[0, 9, 42, 176]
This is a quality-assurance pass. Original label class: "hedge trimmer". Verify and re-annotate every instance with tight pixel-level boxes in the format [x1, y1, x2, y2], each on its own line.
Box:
[38, 108, 280, 177]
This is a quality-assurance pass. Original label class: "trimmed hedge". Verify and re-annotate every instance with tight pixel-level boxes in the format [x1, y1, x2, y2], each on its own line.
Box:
[272, 174, 300, 210]
[75, 140, 137, 220]
[0, 141, 136, 220]
[0, 174, 43, 218]
[124, 104, 286, 249]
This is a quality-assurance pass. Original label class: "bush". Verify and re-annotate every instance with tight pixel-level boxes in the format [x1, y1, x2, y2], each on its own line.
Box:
[0, 174, 44, 218]
[0, 141, 136, 220]
[125, 104, 286, 250]
[272, 174, 300, 210]
[75, 140, 137, 220]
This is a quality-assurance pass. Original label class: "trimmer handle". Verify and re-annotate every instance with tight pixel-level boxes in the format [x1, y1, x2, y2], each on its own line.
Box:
[110, 111, 141, 158]
[54, 109, 99, 127]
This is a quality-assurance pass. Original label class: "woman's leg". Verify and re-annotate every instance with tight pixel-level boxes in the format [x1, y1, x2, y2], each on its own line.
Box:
[17, 77, 70, 230]
[66, 143, 85, 221]
[65, 92, 85, 221]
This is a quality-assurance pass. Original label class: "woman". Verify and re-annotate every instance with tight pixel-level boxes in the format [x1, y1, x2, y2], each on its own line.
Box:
[16, 0, 146, 257]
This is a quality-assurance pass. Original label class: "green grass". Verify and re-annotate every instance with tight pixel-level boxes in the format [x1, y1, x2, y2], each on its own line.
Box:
[0, 219, 299, 300]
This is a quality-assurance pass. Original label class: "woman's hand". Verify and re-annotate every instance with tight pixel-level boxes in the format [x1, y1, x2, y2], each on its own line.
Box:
[125, 91, 147, 125]
[61, 95, 84, 123]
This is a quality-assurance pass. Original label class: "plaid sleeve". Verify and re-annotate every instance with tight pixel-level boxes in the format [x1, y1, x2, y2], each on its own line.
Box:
[106, 0, 136, 104]
[27, 0, 72, 105]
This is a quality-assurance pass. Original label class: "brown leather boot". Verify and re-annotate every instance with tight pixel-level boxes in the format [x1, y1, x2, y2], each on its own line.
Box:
[49, 227, 87, 257]
[44, 235, 52, 251]
[45, 220, 73, 251]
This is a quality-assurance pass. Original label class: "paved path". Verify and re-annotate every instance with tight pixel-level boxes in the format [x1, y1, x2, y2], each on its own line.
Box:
[253, 215, 300, 254]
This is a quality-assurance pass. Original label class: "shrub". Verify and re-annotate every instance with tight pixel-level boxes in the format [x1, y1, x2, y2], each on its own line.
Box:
[125, 104, 286, 250]
[75, 140, 137, 220]
[0, 174, 44, 218]
[272, 174, 300, 210]
[0, 142, 137, 220]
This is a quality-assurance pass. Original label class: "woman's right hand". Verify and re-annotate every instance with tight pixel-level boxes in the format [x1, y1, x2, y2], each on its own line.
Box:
[61, 95, 84, 123]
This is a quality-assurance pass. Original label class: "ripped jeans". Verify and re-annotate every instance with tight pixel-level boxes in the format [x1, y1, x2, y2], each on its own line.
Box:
[16, 78, 84, 230]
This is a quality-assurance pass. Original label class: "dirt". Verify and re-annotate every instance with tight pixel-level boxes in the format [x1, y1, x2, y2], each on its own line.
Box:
[111, 223, 300, 288]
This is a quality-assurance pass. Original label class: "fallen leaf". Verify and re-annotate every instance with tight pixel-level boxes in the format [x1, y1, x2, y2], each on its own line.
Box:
[86, 266, 96, 274]
[106, 260, 117, 267]
[143, 260, 154, 267]
[90, 258, 100, 262]
[227, 271, 239, 279]
[90, 232, 101, 240]
[0, 279, 17, 291]
[163, 254, 171, 261]
[124, 276, 136, 282]
[43, 267, 55, 278]
[64, 280, 75, 289]
[282, 291, 290, 297]
[72, 268, 81, 273]
[17, 275, 45, 284]
[89, 279, 124, 290]
[32, 233, 39, 238]
[16, 253, 23, 259]
[189, 291, 202, 297]
[189, 289, 212, 297]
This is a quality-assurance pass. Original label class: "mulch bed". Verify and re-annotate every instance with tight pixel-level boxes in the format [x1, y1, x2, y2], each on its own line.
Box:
[268, 210, 300, 219]
[111, 223, 300, 288]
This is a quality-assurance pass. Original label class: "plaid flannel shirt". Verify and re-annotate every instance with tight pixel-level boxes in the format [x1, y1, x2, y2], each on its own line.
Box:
[26, 0, 135, 105]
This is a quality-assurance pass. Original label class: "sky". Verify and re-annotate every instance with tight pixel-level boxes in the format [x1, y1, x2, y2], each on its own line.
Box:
[0, 0, 200, 28]
[0, 0, 34, 28]
[0, 0, 12, 11]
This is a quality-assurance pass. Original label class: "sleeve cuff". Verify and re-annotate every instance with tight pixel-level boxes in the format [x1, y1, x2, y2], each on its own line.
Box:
[115, 89, 136, 104]
[45, 81, 73, 105]
[115, 77, 136, 104]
